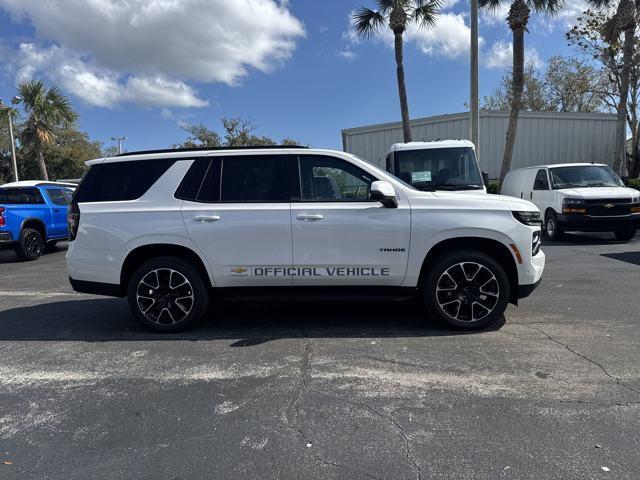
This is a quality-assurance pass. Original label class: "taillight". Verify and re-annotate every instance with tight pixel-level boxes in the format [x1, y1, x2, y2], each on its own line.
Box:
[0, 207, 5, 227]
[68, 202, 80, 241]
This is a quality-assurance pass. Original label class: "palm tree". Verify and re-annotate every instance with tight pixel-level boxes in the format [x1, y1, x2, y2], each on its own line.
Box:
[18, 80, 78, 181]
[588, 0, 636, 174]
[353, 0, 441, 143]
[480, 0, 564, 185]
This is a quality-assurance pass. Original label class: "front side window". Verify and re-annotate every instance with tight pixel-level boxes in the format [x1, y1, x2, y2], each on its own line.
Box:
[299, 155, 377, 202]
[46, 188, 73, 206]
[550, 165, 623, 189]
[533, 169, 549, 190]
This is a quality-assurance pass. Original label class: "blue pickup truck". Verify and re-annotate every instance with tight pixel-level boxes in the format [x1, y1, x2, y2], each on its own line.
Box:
[0, 181, 76, 261]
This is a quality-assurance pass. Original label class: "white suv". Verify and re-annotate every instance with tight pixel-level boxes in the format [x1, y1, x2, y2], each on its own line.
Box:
[67, 147, 545, 332]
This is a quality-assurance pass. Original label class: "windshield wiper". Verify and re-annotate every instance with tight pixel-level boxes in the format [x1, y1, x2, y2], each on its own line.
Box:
[586, 182, 615, 187]
[438, 184, 483, 190]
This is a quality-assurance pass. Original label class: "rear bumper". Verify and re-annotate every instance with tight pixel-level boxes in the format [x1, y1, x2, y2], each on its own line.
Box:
[69, 277, 124, 297]
[558, 213, 640, 232]
[0, 231, 14, 245]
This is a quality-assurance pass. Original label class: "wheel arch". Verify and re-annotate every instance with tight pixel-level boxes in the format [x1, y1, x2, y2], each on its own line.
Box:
[121, 244, 212, 292]
[418, 237, 519, 304]
[21, 218, 47, 240]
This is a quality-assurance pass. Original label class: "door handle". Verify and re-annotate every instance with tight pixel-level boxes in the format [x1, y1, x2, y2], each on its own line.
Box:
[194, 215, 221, 223]
[53, 209, 60, 213]
[296, 214, 324, 221]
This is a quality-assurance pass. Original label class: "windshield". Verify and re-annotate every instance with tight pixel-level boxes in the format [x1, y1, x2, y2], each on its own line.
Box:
[395, 147, 483, 191]
[0, 188, 44, 204]
[550, 165, 623, 189]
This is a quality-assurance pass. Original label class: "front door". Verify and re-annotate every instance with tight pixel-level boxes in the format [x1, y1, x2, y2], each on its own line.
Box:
[290, 154, 410, 286]
[44, 187, 73, 238]
[181, 155, 294, 287]
[531, 169, 554, 213]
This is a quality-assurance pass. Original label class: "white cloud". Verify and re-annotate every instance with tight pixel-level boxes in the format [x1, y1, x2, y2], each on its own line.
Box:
[338, 49, 357, 60]
[481, 4, 510, 26]
[345, 11, 480, 60]
[0, 0, 305, 107]
[484, 40, 543, 70]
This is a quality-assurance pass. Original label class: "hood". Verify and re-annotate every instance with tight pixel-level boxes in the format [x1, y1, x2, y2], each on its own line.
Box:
[429, 191, 539, 212]
[557, 187, 638, 199]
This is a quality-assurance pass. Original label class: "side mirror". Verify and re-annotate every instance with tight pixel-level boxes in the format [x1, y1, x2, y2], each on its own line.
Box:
[371, 181, 398, 208]
[621, 175, 629, 186]
[482, 171, 490, 187]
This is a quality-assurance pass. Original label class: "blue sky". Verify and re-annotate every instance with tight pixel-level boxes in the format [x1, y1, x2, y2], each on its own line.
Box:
[0, 0, 585, 153]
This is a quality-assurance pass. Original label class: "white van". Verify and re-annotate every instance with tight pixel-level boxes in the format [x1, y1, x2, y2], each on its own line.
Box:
[385, 140, 488, 194]
[502, 163, 640, 241]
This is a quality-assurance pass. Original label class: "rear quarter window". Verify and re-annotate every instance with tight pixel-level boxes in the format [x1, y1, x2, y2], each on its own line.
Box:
[74, 159, 176, 203]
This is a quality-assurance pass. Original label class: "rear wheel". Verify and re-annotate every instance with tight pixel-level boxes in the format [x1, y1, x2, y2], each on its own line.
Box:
[127, 257, 210, 332]
[15, 228, 44, 261]
[545, 211, 564, 241]
[614, 229, 636, 242]
[421, 250, 510, 330]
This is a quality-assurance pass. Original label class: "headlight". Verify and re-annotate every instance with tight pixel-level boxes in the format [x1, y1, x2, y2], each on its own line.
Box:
[563, 197, 584, 205]
[513, 211, 542, 226]
[632, 196, 640, 204]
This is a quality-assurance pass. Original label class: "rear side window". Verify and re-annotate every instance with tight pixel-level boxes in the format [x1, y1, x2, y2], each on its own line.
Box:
[74, 159, 176, 203]
[0, 188, 44, 204]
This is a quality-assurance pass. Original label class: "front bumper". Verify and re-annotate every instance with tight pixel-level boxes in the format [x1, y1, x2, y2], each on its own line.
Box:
[558, 213, 640, 232]
[518, 278, 542, 299]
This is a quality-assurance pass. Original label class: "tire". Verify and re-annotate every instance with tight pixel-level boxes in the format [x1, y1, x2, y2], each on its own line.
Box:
[421, 250, 511, 330]
[15, 228, 44, 261]
[127, 256, 210, 332]
[614, 229, 636, 242]
[544, 211, 564, 241]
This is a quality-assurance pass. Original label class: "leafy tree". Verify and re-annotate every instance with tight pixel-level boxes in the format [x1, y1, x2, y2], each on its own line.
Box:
[0, 107, 20, 184]
[17, 80, 79, 180]
[479, 0, 563, 185]
[567, 9, 640, 177]
[583, 0, 637, 175]
[353, 0, 441, 143]
[103, 145, 121, 158]
[482, 56, 604, 113]
[175, 117, 302, 149]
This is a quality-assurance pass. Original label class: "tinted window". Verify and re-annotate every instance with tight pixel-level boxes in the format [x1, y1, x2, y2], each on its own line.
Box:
[0, 188, 44, 204]
[74, 159, 176, 203]
[46, 188, 73, 206]
[175, 159, 212, 201]
[299, 155, 377, 202]
[533, 169, 549, 190]
[220, 155, 290, 202]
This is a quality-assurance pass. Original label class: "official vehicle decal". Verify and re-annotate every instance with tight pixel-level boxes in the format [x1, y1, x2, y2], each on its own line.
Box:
[230, 266, 391, 277]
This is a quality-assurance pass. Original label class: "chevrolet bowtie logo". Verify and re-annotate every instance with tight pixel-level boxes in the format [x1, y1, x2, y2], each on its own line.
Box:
[604, 203, 614, 208]
[231, 267, 248, 274]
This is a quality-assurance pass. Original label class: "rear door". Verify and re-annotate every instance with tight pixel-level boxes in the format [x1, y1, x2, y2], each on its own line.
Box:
[43, 187, 73, 238]
[180, 154, 295, 287]
[290, 154, 410, 286]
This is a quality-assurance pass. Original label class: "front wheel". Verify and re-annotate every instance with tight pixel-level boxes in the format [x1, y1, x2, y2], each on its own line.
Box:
[127, 257, 210, 332]
[614, 229, 636, 242]
[421, 250, 511, 330]
[545, 211, 564, 241]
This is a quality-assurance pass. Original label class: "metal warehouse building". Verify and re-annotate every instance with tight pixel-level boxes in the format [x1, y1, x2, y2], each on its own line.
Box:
[342, 111, 618, 179]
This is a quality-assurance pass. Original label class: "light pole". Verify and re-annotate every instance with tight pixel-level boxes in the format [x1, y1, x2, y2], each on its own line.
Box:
[0, 95, 23, 182]
[110, 136, 127, 155]
[470, 0, 479, 161]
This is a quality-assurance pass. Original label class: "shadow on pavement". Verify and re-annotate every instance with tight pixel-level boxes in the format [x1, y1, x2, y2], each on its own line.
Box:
[0, 297, 504, 344]
[543, 232, 636, 247]
[601, 251, 640, 266]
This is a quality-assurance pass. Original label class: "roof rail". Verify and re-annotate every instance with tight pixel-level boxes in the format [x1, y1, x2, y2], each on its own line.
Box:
[117, 145, 308, 157]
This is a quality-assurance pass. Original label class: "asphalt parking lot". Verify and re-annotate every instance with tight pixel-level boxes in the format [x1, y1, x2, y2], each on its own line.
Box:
[1, 234, 639, 480]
